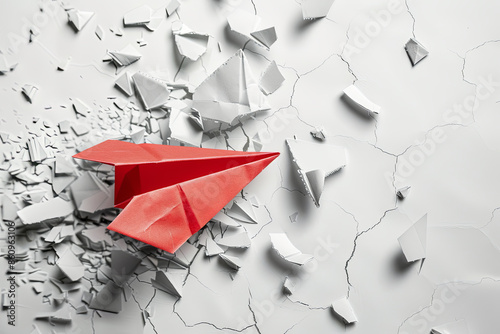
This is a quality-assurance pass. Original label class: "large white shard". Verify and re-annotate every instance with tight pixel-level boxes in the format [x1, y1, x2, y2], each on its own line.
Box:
[431, 319, 469, 334]
[398, 214, 427, 262]
[132, 72, 170, 110]
[56, 247, 84, 281]
[405, 38, 429, 66]
[396, 185, 411, 199]
[331, 297, 358, 324]
[259, 61, 285, 95]
[67, 9, 94, 31]
[151, 270, 184, 297]
[0, 53, 18, 74]
[302, 0, 336, 19]
[108, 44, 142, 67]
[227, 9, 277, 49]
[17, 197, 74, 225]
[205, 237, 224, 256]
[123, 5, 152, 26]
[269, 233, 313, 266]
[192, 50, 270, 125]
[89, 281, 122, 313]
[211, 211, 241, 227]
[286, 138, 347, 206]
[172, 22, 209, 61]
[343, 85, 381, 116]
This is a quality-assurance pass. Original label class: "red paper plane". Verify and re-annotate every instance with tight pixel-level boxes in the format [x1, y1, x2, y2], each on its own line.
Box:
[73, 140, 279, 253]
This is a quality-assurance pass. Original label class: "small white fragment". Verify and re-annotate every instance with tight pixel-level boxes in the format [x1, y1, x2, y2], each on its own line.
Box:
[67, 9, 94, 31]
[396, 186, 411, 199]
[217, 232, 251, 248]
[398, 214, 427, 262]
[166, 0, 180, 16]
[343, 85, 381, 116]
[331, 297, 358, 324]
[259, 61, 285, 95]
[302, 0, 335, 19]
[219, 254, 242, 270]
[269, 233, 313, 266]
[405, 38, 429, 66]
[22, 84, 38, 103]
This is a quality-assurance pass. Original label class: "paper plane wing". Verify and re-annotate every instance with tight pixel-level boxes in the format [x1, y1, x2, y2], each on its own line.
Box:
[73, 140, 278, 253]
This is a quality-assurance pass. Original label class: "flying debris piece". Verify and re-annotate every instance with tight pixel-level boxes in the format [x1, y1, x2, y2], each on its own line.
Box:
[269, 233, 313, 266]
[169, 107, 203, 147]
[115, 72, 134, 96]
[217, 232, 251, 248]
[405, 38, 429, 66]
[95, 25, 104, 40]
[166, 0, 180, 16]
[398, 214, 427, 262]
[73, 140, 279, 253]
[35, 308, 72, 325]
[72, 98, 91, 116]
[107, 44, 142, 67]
[289, 212, 299, 224]
[123, 5, 152, 26]
[310, 127, 326, 140]
[227, 9, 277, 48]
[69, 171, 114, 214]
[226, 199, 258, 224]
[259, 61, 285, 95]
[67, 9, 94, 31]
[151, 270, 184, 297]
[283, 277, 295, 295]
[286, 138, 347, 207]
[211, 211, 241, 227]
[302, 0, 336, 19]
[188, 109, 204, 130]
[111, 250, 141, 286]
[89, 281, 122, 313]
[205, 237, 224, 256]
[431, 319, 469, 334]
[17, 197, 74, 225]
[56, 247, 84, 281]
[21, 84, 38, 103]
[193, 50, 270, 125]
[331, 297, 358, 324]
[172, 22, 210, 61]
[0, 53, 18, 73]
[132, 72, 170, 110]
[396, 186, 411, 199]
[343, 85, 381, 116]
[219, 254, 242, 270]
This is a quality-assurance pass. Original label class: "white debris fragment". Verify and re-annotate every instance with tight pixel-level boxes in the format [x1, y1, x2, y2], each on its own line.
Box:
[57, 57, 71, 71]
[405, 38, 429, 66]
[342, 85, 381, 116]
[108, 44, 142, 67]
[398, 214, 427, 262]
[219, 254, 242, 270]
[331, 297, 358, 324]
[259, 61, 285, 95]
[286, 138, 347, 207]
[132, 72, 170, 110]
[56, 247, 84, 281]
[151, 270, 184, 297]
[302, 0, 335, 19]
[115, 71, 134, 96]
[172, 22, 210, 61]
[0, 53, 18, 74]
[71, 123, 90, 136]
[217, 232, 251, 248]
[17, 197, 74, 225]
[269, 233, 314, 266]
[211, 211, 241, 227]
[165, 0, 180, 16]
[227, 9, 277, 48]
[169, 107, 203, 146]
[21, 84, 38, 103]
[70, 172, 114, 213]
[205, 237, 224, 256]
[192, 49, 270, 125]
[310, 127, 326, 140]
[123, 5, 152, 27]
[72, 98, 91, 116]
[283, 277, 295, 295]
[67, 9, 94, 31]
[226, 199, 258, 224]
[396, 186, 411, 199]
[95, 25, 104, 40]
